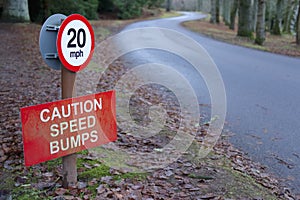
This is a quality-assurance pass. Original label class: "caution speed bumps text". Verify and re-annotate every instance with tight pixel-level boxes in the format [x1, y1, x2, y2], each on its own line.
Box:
[39, 98, 102, 154]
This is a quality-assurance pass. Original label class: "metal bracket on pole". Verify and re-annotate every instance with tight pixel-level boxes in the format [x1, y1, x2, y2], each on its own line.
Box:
[45, 53, 59, 59]
[40, 14, 66, 70]
[46, 25, 60, 31]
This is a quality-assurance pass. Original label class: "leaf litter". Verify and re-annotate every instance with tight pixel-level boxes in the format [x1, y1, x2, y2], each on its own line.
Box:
[0, 21, 297, 199]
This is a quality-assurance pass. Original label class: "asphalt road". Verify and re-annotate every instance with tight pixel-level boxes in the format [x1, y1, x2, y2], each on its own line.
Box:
[119, 12, 300, 193]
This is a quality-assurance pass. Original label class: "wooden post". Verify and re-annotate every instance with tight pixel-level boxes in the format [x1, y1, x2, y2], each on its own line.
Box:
[61, 66, 77, 188]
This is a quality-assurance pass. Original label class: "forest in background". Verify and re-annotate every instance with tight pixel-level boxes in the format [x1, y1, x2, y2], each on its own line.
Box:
[167, 0, 300, 46]
[0, 0, 164, 22]
[1, 0, 300, 46]
[205, 0, 300, 45]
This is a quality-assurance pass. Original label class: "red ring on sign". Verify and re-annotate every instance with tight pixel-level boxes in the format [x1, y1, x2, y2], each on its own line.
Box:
[57, 14, 95, 72]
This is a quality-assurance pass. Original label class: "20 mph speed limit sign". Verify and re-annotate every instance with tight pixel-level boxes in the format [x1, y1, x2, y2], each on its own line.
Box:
[57, 14, 95, 72]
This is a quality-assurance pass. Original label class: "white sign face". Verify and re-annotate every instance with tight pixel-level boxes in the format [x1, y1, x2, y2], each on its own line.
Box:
[61, 20, 91, 66]
[57, 14, 94, 72]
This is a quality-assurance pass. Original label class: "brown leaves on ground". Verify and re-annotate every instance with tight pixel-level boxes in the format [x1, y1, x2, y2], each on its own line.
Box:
[0, 20, 295, 200]
[182, 19, 300, 57]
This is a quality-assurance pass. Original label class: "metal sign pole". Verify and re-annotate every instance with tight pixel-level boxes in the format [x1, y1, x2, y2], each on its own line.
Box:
[61, 66, 77, 188]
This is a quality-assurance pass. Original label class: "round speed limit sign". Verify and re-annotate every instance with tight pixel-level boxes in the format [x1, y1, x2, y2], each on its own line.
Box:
[57, 14, 95, 72]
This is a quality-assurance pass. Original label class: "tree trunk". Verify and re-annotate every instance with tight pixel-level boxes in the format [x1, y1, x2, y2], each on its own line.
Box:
[223, 0, 232, 25]
[230, 0, 239, 30]
[199, 0, 204, 11]
[265, 0, 272, 31]
[272, 0, 284, 35]
[210, 0, 217, 23]
[166, 0, 171, 12]
[251, 0, 258, 31]
[180, 0, 185, 10]
[216, 0, 220, 23]
[255, 0, 266, 45]
[237, 0, 253, 37]
[296, 0, 300, 44]
[283, 0, 296, 33]
[2, 0, 30, 22]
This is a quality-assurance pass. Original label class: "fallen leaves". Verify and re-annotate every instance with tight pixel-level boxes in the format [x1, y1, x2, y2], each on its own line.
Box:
[0, 21, 296, 200]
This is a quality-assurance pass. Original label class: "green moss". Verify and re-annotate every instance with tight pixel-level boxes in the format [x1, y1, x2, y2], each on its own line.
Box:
[45, 158, 62, 171]
[77, 157, 102, 168]
[87, 184, 98, 199]
[224, 169, 277, 199]
[12, 186, 50, 200]
[90, 147, 141, 172]
[113, 172, 148, 181]
[255, 37, 265, 45]
[0, 172, 14, 191]
[211, 156, 277, 199]
[77, 159, 147, 199]
[78, 164, 111, 181]
[80, 150, 89, 156]
[177, 138, 278, 199]
[45, 150, 93, 170]
[78, 158, 148, 182]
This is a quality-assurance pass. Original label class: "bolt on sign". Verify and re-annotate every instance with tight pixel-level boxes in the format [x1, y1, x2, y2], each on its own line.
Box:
[21, 91, 116, 166]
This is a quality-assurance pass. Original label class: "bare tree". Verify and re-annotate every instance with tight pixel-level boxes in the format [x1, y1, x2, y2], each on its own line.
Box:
[2, 0, 30, 22]
[255, 0, 266, 45]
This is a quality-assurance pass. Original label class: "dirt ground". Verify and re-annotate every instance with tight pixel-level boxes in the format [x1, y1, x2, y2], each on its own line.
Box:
[0, 17, 297, 199]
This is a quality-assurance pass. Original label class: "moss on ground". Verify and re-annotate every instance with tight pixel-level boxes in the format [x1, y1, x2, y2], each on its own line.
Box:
[12, 186, 50, 200]
[78, 164, 110, 181]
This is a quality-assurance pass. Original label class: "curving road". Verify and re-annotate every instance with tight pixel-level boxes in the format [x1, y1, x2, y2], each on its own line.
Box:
[120, 12, 300, 193]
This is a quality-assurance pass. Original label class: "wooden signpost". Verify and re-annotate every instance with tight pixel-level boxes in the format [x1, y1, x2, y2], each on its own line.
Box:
[21, 14, 117, 188]
[57, 14, 95, 187]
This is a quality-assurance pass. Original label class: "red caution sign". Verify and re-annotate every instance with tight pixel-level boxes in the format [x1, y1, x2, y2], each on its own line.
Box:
[21, 91, 116, 166]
